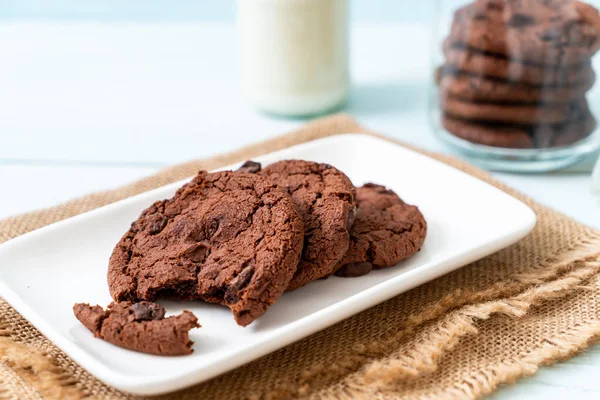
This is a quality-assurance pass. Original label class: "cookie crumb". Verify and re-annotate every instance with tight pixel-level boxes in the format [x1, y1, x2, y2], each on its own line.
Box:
[73, 301, 199, 356]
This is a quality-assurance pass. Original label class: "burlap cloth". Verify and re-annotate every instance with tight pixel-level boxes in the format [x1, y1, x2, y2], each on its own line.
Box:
[1, 115, 600, 400]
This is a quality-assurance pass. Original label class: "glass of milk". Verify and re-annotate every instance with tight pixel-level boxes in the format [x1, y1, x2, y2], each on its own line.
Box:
[237, 0, 350, 117]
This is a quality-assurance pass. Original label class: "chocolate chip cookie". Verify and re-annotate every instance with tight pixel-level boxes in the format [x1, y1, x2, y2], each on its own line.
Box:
[259, 160, 356, 290]
[440, 72, 594, 103]
[552, 114, 597, 145]
[449, 0, 600, 66]
[73, 302, 199, 355]
[442, 111, 596, 148]
[442, 95, 575, 124]
[442, 116, 533, 148]
[108, 170, 304, 327]
[334, 184, 427, 278]
[443, 44, 596, 86]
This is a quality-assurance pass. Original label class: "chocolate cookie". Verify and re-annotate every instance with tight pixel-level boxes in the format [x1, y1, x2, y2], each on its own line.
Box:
[440, 72, 594, 103]
[108, 170, 304, 327]
[552, 114, 597, 145]
[442, 95, 575, 124]
[334, 184, 427, 278]
[442, 112, 596, 148]
[73, 302, 199, 355]
[259, 160, 356, 290]
[449, 0, 600, 66]
[443, 45, 596, 86]
[442, 116, 533, 148]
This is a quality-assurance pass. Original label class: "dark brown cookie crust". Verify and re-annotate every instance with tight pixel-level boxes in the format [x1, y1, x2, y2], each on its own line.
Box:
[442, 113, 596, 148]
[73, 302, 199, 356]
[442, 95, 575, 124]
[259, 160, 356, 290]
[108, 170, 304, 327]
[440, 72, 594, 104]
[334, 184, 427, 278]
[449, 0, 600, 66]
[443, 44, 595, 86]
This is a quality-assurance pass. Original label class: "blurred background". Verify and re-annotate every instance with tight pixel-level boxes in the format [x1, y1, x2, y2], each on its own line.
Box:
[1, 1, 598, 220]
[3, 1, 431, 21]
[0, 1, 437, 166]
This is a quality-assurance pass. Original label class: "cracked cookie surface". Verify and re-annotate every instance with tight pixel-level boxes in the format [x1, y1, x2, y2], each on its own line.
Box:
[259, 160, 356, 290]
[108, 170, 304, 326]
[73, 301, 199, 355]
[334, 183, 427, 278]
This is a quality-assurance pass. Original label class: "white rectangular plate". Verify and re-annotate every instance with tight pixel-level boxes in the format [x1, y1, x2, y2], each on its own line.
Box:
[0, 134, 536, 395]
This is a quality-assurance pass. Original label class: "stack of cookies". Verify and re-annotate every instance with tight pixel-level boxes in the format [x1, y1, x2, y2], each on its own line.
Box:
[75, 160, 428, 355]
[439, 0, 600, 149]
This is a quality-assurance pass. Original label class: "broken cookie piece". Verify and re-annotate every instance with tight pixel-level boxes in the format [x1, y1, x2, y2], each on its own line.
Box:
[73, 301, 199, 356]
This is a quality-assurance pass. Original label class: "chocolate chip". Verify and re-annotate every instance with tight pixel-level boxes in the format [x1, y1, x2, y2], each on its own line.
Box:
[238, 160, 262, 173]
[147, 213, 168, 235]
[182, 242, 210, 263]
[224, 291, 239, 304]
[130, 302, 166, 321]
[225, 265, 255, 303]
[205, 219, 221, 238]
[506, 14, 535, 28]
[205, 287, 224, 299]
[335, 262, 373, 278]
[230, 266, 255, 292]
[539, 28, 563, 42]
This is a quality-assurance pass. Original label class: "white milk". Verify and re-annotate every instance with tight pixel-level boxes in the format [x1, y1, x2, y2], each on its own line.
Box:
[237, 0, 349, 116]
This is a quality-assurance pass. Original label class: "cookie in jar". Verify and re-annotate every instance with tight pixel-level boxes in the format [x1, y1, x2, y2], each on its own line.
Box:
[431, 0, 600, 171]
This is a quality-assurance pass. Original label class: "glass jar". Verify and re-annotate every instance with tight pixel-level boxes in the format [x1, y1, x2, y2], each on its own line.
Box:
[430, 0, 600, 172]
[237, 0, 349, 117]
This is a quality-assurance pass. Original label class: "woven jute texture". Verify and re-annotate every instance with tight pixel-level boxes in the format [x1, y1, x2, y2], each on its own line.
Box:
[1, 114, 600, 400]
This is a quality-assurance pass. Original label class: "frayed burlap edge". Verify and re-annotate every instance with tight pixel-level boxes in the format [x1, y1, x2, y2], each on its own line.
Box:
[311, 255, 600, 400]
[253, 243, 600, 400]
[1, 114, 599, 400]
